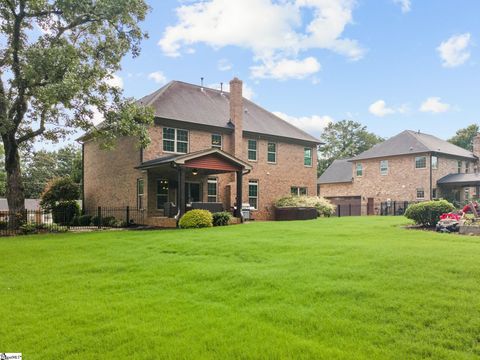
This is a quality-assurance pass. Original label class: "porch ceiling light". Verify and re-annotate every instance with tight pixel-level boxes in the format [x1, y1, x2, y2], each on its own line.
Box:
[192, 168, 198, 176]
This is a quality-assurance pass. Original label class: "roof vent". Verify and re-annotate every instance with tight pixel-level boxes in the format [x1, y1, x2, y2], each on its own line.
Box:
[417, 129, 421, 134]
[200, 77, 204, 91]
[220, 82, 223, 93]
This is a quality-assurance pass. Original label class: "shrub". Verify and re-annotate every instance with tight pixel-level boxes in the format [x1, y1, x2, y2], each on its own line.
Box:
[40, 177, 80, 211]
[212, 212, 232, 226]
[19, 222, 38, 235]
[78, 215, 92, 226]
[52, 201, 80, 226]
[275, 196, 335, 217]
[179, 209, 213, 229]
[0, 221, 7, 230]
[405, 200, 455, 227]
[102, 216, 117, 227]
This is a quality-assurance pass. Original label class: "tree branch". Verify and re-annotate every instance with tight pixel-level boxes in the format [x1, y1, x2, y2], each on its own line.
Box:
[16, 108, 47, 144]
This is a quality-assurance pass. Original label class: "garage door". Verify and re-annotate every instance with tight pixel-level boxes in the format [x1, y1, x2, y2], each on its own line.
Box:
[325, 196, 361, 216]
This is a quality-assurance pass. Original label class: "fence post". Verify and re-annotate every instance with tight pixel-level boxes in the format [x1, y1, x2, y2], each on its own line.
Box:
[393, 201, 396, 216]
[337, 204, 341, 217]
[97, 206, 102, 229]
[349, 203, 352, 216]
[126, 206, 130, 228]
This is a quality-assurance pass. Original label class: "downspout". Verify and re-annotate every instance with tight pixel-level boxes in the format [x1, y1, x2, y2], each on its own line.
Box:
[430, 153, 433, 200]
[81, 143, 85, 213]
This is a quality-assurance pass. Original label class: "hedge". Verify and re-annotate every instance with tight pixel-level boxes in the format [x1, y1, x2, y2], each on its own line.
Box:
[404, 200, 455, 227]
[179, 209, 213, 229]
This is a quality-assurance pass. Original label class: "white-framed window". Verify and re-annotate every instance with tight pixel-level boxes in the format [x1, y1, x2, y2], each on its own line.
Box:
[248, 180, 258, 210]
[207, 177, 217, 203]
[137, 178, 144, 209]
[457, 160, 462, 173]
[380, 160, 388, 175]
[163, 127, 189, 153]
[267, 142, 277, 163]
[356, 163, 363, 177]
[304, 148, 312, 167]
[415, 156, 427, 169]
[291, 186, 308, 196]
[211, 134, 222, 149]
[466, 161, 470, 173]
[431, 155, 438, 170]
[248, 140, 257, 161]
[156, 179, 169, 209]
[416, 188, 425, 199]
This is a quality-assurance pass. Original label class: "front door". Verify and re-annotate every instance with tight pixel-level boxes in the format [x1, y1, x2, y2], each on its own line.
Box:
[367, 198, 374, 215]
[156, 179, 169, 209]
[185, 182, 201, 203]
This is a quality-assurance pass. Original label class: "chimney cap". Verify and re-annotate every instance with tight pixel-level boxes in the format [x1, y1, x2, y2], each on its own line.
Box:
[230, 77, 242, 83]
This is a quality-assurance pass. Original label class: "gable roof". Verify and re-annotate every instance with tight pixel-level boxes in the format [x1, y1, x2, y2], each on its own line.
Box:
[137, 81, 320, 144]
[317, 159, 353, 184]
[351, 130, 476, 161]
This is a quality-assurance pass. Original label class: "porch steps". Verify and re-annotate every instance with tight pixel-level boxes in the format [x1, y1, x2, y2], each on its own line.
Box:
[146, 217, 177, 228]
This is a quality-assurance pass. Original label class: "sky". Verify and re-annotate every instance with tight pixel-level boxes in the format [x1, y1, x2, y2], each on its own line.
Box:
[97, 0, 480, 141]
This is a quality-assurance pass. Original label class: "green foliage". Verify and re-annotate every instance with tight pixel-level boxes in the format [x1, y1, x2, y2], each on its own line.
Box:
[212, 212, 232, 226]
[40, 177, 80, 210]
[0, 221, 7, 230]
[102, 216, 117, 227]
[448, 124, 479, 151]
[19, 222, 38, 235]
[405, 200, 455, 227]
[275, 196, 335, 217]
[77, 215, 92, 226]
[179, 210, 213, 229]
[318, 120, 383, 176]
[52, 201, 80, 226]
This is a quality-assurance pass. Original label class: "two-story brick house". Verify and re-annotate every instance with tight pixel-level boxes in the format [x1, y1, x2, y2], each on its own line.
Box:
[318, 130, 480, 214]
[82, 78, 320, 226]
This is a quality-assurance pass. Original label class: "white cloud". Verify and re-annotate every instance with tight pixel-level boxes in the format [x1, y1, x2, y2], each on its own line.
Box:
[218, 58, 233, 71]
[105, 73, 123, 89]
[273, 111, 333, 134]
[419, 97, 450, 113]
[437, 33, 471, 68]
[159, 0, 364, 79]
[208, 82, 255, 100]
[148, 71, 168, 85]
[251, 57, 321, 80]
[393, 0, 411, 13]
[369, 100, 395, 117]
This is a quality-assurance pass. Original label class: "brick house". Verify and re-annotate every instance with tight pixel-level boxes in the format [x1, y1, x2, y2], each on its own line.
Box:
[82, 78, 320, 226]
[318, 130, 480, 214]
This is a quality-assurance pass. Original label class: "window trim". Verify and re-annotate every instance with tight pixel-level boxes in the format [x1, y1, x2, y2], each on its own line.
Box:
[380, 160, 388, 176]
[211, 134, 222, 150]
[415, 156, 427, 169]
[291, 186, 308, 196]
[431, 155, 438, 170]
[356, 162, 363, 177]
[163, 127, 189, 154]
[466, 161, 470, 174]
[304, 147, 313, 167]
[267, 142, 277, 164]
[137, 178, 144, 210]
[247, 139, 257, 162]
[207, 177, 218, 203]
[248, 180, 259, 210]
[416, 188, 425, 200]
[457, 160, 462, 173]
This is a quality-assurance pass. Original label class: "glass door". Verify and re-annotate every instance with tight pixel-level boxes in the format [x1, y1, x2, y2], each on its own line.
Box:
[156, 179, 169, 209]
[185, 182, 201, 203]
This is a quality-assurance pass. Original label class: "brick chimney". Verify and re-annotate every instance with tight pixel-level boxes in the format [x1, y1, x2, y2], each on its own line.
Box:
[474, 133, 480, 172]
[229, 77, 243, 158]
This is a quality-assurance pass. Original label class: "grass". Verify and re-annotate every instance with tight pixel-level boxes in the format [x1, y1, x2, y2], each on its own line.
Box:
[1, 217, 480, 359]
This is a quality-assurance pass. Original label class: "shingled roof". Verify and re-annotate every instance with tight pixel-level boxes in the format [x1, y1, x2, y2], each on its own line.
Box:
[317, 159, 353, 184]
[137, 81, 320, 144]
[351, 130, 476, 161]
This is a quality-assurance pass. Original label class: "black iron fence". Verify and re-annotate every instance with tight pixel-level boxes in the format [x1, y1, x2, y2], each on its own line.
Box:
[0, 206, 146, 236]
[334, 201, 418, 217]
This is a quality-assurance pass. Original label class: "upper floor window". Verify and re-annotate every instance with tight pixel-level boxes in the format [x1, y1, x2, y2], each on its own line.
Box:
[211, 134, 222, 149]
[380, 160, 388, 175]
[416, 188, 425, 199]
[267, 142, 277, 163]
[415, 156, 427, 169]
[163, 127, 188, 153]
[466, 161, 470, 173]
[248, 140, 257, 161]
[304, 148, 312, 167]
[457, 160, 462, 173]
[248, 180, 258, 210]
[356, 163, 363, 177]
[431, 156, 438, 170]
[207, 178, 218, 203]
[291, 186, 307, 196]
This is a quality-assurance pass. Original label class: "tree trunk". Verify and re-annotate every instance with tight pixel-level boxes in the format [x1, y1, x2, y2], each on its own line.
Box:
[4, 137, 25, 216]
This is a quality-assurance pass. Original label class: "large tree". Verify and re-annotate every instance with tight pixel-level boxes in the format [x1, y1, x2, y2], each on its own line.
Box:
[0, 0, 154, 213]
[318, 120, 384, 176]
[448, 124, 479, 151]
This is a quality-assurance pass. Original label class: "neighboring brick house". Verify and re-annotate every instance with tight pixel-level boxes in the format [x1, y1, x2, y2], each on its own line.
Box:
[318, 130, 480, 214]
[82, 78, 320, 226]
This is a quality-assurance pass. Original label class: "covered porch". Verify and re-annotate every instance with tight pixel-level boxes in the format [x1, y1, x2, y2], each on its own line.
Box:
[437, 173, 480, 205]
[137, 149, 252, 226]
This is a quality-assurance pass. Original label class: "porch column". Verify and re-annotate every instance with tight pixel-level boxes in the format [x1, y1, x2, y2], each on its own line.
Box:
[235, 170, 243, 221]
[177, 166, 186, 219]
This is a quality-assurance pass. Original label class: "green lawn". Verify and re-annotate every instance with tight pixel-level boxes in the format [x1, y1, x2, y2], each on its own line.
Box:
[1, 217, 480, 359]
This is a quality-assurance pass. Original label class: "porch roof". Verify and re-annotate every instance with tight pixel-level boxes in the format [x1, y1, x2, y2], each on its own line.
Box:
[437, 173, 480, 187]
[136, 148, 252, 172]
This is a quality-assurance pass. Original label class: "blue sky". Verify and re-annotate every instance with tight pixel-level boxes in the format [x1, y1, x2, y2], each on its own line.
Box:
[115, 0, 479, 140]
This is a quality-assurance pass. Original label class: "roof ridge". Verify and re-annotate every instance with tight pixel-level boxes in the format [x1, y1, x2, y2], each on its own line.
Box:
[403, 130, 431, 151]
